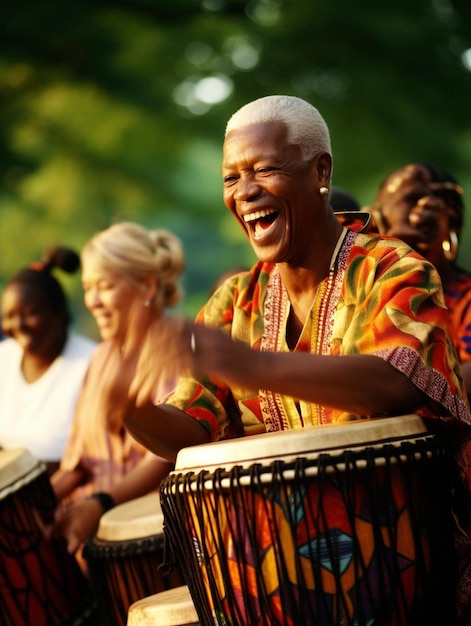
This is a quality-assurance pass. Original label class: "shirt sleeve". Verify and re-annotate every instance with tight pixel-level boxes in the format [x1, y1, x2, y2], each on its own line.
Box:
[338, 236, 470, 423]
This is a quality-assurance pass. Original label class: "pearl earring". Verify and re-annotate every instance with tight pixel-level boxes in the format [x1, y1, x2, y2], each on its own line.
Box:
[144, 300, 150, 307]
[319, 186, 329, 196]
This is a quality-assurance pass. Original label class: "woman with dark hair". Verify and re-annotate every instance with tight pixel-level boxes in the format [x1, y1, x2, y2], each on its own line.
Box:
[0, 246, 97, 474]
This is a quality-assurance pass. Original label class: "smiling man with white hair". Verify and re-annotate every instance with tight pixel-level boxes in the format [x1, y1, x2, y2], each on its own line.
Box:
[122, 91, 468, 461]
[113, 94, 469, 624]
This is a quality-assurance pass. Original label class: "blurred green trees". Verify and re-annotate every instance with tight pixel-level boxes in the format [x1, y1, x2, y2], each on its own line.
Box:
[1, 0, 471, 336]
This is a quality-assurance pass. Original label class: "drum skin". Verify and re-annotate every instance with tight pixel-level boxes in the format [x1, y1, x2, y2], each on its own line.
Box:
[127, 585, 200, 626]
[0, 448, 96, 626]
[160, 416, 457, 626]
[84, 493, 185, 626]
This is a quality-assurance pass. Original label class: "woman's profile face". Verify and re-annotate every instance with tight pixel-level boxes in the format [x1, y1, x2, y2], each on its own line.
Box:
[82, 257, 143, 342]
[1, 283, 62, 356]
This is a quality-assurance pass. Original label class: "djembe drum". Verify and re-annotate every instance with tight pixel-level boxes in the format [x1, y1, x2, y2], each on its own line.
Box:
[84, 492, 185, 626]
[0, 448, 96, 626]
[127, 585, 200, 626]
[160, 415, 456, 626]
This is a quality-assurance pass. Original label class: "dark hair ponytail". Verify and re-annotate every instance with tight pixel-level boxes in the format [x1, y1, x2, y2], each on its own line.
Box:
[6, 246, 80, 324]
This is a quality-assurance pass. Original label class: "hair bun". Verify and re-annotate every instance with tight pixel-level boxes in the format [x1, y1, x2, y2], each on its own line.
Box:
[43, 246, 80, 274]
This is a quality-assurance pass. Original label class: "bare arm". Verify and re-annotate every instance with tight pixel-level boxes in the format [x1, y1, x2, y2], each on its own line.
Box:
[189, 324, 426, 416]
[121, 320, 425, 462]
[107, 456, 173, 505]
[98, 302, 431, 465]
[52, 457, 173, 554]
[51, 467, 86, 502]
[123, 404, 210, 463]
[250, 351, 423, 415]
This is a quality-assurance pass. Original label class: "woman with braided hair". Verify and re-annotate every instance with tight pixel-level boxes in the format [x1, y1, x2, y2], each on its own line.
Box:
[0, 246, 97, 475]
[50, 221, 184, 557]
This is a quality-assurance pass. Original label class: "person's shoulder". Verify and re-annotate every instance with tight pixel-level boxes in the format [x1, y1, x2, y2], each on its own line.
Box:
[347, 232, 437, 276]
[0, 338, 23, 379]
[353, 231, 419, 256]
[80, 340, 114, 375]
[65, 332, 98, 357]
[0, 337, 20, 356]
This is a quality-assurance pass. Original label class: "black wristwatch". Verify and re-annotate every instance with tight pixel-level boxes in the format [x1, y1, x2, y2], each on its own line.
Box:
[87, 492, 115, 513]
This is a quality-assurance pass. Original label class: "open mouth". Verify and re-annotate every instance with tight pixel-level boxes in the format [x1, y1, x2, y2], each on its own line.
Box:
[243, 208, 279, 237]
[94, 315, 112, 330]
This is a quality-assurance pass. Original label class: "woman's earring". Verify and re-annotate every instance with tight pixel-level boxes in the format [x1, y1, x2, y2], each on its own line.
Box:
[442, 231, 459, 262]
[144, 300, 151, 307]
[319, 186, 329, 196]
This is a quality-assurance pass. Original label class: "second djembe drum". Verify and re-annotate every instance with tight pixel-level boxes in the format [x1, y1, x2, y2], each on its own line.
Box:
[84, 493, 185, 626]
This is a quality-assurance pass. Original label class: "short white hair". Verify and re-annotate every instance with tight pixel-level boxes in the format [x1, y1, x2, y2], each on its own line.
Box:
[225, 95, 331, 161]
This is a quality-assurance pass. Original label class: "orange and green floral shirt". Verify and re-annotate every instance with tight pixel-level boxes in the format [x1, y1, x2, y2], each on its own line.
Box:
[166, 228, 470, 440]
[446, 269, 471, 364]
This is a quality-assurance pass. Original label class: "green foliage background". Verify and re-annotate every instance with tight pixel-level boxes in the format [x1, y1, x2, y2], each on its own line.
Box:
[2, 0, 471, 339]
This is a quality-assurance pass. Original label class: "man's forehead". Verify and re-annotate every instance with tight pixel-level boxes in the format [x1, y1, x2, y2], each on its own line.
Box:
[224, 120, 287, 146]
[222, 123, 295, 167]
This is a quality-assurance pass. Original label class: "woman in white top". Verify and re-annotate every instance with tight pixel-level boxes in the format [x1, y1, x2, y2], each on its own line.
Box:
[0, 246, 96, 474]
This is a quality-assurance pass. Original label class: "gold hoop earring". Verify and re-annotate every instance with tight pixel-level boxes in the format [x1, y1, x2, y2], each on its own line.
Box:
[319, 186, 329, 196]
[442, 230, 459, 262]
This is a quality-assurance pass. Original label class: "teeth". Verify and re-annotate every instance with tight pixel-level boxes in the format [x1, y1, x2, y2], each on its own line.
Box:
[243, 209, 276, 223]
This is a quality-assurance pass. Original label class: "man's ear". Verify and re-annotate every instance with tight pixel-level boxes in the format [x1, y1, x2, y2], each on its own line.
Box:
[315, 152, 332, 185]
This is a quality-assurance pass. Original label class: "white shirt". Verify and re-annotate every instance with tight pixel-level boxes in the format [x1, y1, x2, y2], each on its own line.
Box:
[0, 332, 97, 461]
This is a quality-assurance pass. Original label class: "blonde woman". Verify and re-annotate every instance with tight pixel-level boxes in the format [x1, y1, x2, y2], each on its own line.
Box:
[50, 222, 184, 556]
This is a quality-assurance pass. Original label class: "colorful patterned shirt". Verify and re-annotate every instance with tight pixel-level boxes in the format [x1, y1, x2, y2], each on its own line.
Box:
[165, 228, 470, 440]
[445, 269, 471, 363]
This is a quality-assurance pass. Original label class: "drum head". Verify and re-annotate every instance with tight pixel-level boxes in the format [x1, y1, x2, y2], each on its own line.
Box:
[127, 586, 199, 626]
[96, 493, 164, 541]
[175, 414, 428, 472]
[0, 448, 45, 498]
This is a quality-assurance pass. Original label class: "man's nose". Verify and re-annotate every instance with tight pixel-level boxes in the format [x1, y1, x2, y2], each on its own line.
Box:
[234, 174, 262, 201]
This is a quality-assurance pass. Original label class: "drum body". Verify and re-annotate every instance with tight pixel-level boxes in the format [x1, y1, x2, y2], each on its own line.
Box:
[84, 493, 185, 626]
[127, 585, 200, 626]
[0, 448, 96, 626]
[160, 415, 456, 626]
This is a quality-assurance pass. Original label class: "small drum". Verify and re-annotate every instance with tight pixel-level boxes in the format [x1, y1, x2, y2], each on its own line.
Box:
[84, 492, 185, 626]
[160, 415, 456, 626]
[0, 448, 96, 626]
[127, 585, 200, 625]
